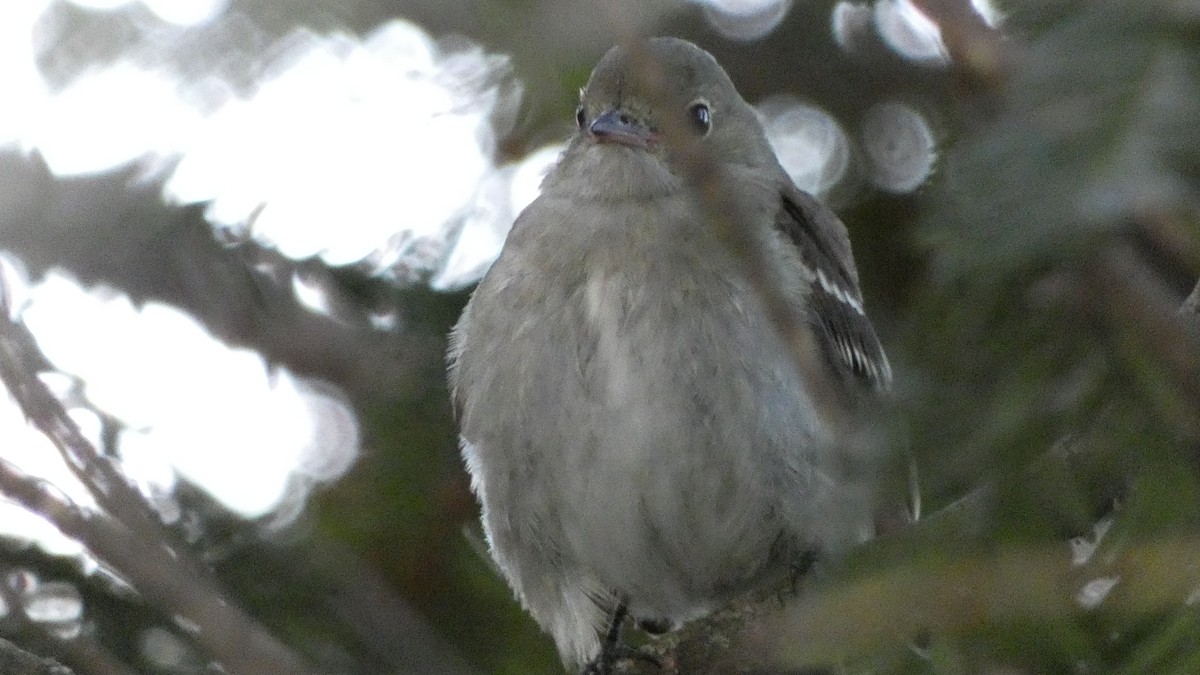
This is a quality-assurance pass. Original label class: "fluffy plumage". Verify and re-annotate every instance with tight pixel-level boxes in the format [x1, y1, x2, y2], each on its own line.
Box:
[448, 37, 890, 669]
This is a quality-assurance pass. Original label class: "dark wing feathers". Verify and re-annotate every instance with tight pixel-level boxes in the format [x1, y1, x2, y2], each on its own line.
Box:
[776, 187, 892, 392]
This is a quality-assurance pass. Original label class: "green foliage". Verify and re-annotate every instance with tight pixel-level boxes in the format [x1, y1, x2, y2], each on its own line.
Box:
[877, 0, 1200, 671]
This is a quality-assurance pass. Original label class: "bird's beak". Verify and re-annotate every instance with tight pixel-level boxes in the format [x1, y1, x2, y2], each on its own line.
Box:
[588, 108, 658, 148]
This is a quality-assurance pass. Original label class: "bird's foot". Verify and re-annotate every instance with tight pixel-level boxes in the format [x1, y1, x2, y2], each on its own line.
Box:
[581, 601, 662, 675]
[787, 548, 819, 594]
[580, 644, 661, 675]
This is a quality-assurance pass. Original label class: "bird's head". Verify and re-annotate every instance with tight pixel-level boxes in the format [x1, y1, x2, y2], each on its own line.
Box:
[546, 37, 776, 201]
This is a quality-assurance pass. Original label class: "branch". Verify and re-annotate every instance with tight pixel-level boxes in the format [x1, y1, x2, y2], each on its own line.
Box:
[0, 458, 317, 674]
[910, 0, 1009, 88]
[0, 284, 194, 565]
[0, 637, 73, 675]
[1183, 278, 1200, 319]
[1083, 246, 1200, 433]
[0, 296, 319, 674]
[614, 428, 1131, 674]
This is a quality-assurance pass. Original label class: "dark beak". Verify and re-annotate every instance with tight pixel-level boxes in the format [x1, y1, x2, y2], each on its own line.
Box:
[588, 109, 657, 148]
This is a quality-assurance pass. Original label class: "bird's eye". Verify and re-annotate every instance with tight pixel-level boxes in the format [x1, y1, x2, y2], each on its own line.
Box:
[687, 101, 712, 136]
[575, 105, 586, 129]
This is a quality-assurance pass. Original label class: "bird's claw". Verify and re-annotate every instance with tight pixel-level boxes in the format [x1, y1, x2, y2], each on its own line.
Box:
[581, 644, 661, 675]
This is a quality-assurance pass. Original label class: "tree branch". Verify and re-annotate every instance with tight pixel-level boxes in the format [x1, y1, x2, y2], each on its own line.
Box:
[1183, 278, 1200, 319]
[910, 0, 1009, 88]
[0, 294, 319, 674]
[0, 637, 74, 675]
[615, 422, 1133, 674]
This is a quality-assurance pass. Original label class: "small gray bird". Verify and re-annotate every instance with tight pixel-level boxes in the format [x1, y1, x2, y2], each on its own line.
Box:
[449, 37, 891, 672]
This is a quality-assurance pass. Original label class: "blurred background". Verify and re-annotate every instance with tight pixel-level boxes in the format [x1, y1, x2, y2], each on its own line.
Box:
[0, 0, 1197, 674]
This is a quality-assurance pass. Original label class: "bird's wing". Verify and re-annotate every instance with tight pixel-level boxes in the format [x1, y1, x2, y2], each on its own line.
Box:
[774, 185, 892, 392]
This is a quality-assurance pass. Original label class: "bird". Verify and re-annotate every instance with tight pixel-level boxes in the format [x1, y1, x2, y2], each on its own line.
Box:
[448, 37, 891, 673]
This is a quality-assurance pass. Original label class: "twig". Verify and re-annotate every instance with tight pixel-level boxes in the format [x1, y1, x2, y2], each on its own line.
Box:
[1183, 278, 1200, 318]
[1084, 246, 1200, 432]
[910, 0, 1009, 88]
[0, 459, 317, 674]
[0, 637, 73, 675]
[0, 298, 319, 674]
[618, 40, 851, 432]
[0, 284, 198, 576]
